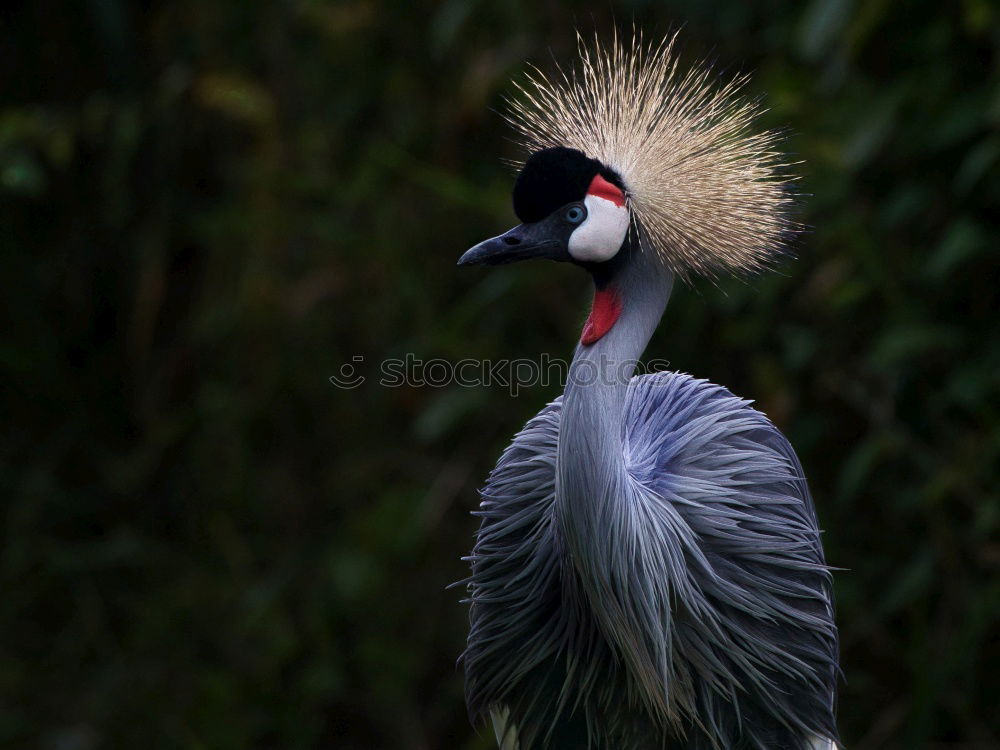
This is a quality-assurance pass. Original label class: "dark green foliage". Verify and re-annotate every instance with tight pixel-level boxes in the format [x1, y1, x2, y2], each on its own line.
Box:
[0, 1, 996, 748]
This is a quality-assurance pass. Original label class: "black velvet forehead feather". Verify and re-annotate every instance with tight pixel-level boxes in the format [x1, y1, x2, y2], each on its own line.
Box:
[512, 147, 624, 223]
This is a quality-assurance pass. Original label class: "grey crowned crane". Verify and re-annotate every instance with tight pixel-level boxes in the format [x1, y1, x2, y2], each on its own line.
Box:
[457, 33, 839, 750]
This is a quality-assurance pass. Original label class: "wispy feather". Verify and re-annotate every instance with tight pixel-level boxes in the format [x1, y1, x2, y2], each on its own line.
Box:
[506, 30, 796, 278]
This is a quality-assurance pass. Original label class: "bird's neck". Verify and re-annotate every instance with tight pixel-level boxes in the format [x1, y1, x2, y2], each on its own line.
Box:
[554, 249, 680, 718]
[556, 248, 673, 512]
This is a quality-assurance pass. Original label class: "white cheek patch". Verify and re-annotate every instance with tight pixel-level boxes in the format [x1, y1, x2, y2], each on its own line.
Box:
[567, 194, 630, 263]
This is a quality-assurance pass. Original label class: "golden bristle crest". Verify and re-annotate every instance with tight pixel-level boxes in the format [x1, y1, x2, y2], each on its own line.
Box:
[505, 31, 796, 278]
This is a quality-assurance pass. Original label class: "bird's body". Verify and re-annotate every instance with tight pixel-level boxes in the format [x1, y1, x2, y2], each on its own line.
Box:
[471, 377, 835, 749]
[457, 33, 839, 749]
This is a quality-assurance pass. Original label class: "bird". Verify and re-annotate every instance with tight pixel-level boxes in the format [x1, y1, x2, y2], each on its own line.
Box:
[456, 32, 839, 750]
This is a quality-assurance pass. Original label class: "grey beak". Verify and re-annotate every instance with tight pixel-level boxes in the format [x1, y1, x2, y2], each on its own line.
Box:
[458, 221, 569, 266]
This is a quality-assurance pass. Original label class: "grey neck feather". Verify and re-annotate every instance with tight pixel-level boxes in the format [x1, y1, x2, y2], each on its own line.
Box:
[554, 242, 675, 714]
[556, 244, 673, 510]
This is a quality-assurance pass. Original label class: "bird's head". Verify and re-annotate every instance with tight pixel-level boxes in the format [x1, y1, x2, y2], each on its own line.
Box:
[458, 146, 633, 271]
[458, 32, 796, 312]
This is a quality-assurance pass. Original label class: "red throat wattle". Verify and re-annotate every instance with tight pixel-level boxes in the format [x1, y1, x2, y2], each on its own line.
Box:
[580, 289, 623, 345]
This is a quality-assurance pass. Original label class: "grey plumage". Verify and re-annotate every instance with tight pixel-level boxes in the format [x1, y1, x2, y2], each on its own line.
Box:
[464, 378, 837, 748]
[461, 248, 838, 749]
[457, 32, 838, 750]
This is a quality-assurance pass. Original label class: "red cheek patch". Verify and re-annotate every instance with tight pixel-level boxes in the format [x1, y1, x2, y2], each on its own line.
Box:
[586, 174, 626, 207]
[581, 288, 623, 345]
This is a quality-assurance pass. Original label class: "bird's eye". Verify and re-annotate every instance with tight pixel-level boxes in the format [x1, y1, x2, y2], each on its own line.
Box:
[565, 205, 586, 224]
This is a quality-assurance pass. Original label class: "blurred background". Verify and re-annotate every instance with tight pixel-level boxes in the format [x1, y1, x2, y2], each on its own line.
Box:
[1, 1, 998, 748]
